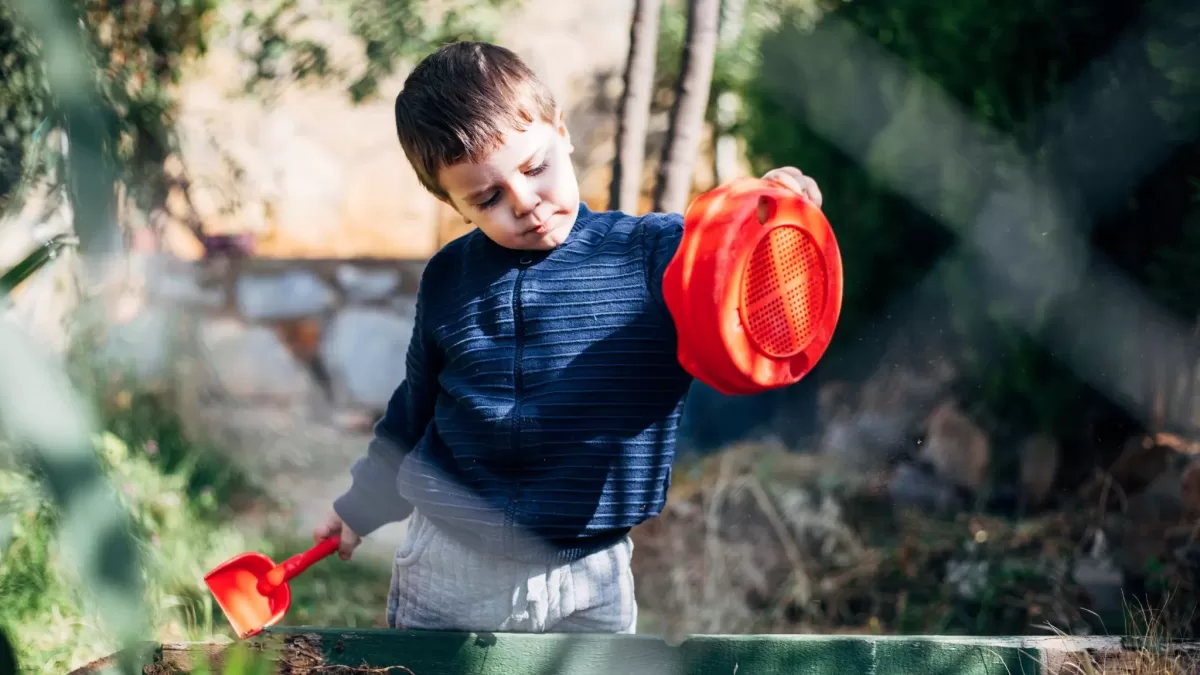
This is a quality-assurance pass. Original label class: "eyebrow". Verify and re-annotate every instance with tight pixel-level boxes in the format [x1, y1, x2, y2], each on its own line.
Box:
[464, 147, 545, 203]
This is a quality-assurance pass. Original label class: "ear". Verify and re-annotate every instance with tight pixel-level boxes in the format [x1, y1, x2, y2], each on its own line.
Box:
[437, 192, 471, 224]
[555, 108, 574, 154]
[454, 203, 472, 225]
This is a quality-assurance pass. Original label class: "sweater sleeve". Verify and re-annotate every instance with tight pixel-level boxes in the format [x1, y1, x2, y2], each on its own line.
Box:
[333, 274, 441, 537]
[642, 211, 686, 313]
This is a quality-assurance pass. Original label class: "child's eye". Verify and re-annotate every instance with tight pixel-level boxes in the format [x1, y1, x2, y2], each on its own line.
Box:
[526, 161, 549, 176]
[478, 192, 501, 210]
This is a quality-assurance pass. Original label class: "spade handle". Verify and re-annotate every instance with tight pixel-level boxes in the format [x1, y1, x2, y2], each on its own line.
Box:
[256, 536, 340, 595]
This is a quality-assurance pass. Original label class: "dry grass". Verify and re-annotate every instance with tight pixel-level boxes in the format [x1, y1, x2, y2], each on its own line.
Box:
[631, 440, 1200, 646]
[1031, 597, 1200, 674]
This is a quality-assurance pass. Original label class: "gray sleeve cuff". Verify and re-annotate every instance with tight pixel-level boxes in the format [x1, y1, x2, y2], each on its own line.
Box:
[332, 440, 415, 537]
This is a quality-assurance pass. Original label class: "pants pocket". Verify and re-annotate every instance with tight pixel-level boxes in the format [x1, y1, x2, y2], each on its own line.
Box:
[393, 510, 435, 568]
[387, 511, 437, 628]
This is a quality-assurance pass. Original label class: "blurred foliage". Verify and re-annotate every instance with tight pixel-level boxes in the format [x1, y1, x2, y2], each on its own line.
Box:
[0, 431, 223, 674]
[0, 3, 50, 208]
[0, 356, 391, 675]
[738, 0, 1200, 449]
[0, 0, 215, 221]
[231, 0, 521, 102]
[1147, 181, 1200, 318]
[652, 0, 824, 116]
[339, 0, 520, 102]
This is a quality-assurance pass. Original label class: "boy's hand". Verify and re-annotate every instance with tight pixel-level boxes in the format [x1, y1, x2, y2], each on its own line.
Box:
[314, 509, 361, 560]
[761, 166, 823, 208]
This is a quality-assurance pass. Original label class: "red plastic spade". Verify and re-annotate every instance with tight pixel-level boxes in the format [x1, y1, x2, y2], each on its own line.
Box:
[204, 536, 340, 639]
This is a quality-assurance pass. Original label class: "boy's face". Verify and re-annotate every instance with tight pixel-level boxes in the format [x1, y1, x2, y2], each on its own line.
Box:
[438, 111, 580, 251]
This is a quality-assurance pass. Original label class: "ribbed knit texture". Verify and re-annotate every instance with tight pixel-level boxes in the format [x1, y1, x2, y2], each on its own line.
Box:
[334, 203, 693, 564]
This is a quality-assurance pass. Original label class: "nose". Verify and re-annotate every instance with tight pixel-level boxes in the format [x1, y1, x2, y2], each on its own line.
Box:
[511, 178, 540, 218]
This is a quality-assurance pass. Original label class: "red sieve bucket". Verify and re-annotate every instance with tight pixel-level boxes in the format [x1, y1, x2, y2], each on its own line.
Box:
[662, 176, 843, 396]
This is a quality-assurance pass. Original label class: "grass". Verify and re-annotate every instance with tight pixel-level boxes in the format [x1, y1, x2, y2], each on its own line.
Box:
[0, 362, 392, 675]
[1033, 596, 1200, 674]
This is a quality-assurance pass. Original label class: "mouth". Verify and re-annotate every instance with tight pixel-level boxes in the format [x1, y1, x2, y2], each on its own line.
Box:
[526, 215, 557, 236]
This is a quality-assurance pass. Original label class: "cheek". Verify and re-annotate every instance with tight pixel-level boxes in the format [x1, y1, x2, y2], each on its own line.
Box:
[478, 209, 511, 229]
[543, 164, 576, 201]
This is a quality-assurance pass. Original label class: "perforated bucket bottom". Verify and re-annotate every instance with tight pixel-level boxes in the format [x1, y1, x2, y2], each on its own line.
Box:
[740, 225, 827, 358]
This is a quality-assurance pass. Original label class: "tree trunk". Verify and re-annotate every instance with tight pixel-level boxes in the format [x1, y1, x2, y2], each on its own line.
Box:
[609, 0, 663, 214]
[713, 0, 745, 185]
[653, 0, 721, 214]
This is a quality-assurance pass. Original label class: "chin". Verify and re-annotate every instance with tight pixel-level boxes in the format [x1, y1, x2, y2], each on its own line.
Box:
[539, 228, 571, 249]
[533, 210, 577, 249]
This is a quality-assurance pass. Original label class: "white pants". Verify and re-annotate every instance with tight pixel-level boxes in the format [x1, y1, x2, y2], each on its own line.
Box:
[386, 510, 638, 633]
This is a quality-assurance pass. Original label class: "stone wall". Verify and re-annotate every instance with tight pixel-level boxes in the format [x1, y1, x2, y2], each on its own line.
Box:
[76, 253, 431, 530]
[135, 254, 426, 418]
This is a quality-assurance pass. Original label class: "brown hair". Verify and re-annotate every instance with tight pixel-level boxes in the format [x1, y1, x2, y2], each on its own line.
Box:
[394, 41, 559, 201]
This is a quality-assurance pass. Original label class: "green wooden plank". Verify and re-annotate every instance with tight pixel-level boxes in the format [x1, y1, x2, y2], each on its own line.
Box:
[258, 629, 682, 675]
[69, 629, 1200, 675]
[871, 637, 1033, 675]
[678, 635, 877, 674]
[245, 629, 1009, 675]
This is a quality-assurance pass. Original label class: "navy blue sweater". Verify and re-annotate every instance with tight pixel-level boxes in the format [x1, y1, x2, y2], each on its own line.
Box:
[333, 203, 694, 563]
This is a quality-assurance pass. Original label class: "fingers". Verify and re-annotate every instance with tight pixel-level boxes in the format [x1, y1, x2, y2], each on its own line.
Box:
[796, 175, 822, 208]
[762, 167, 823, 208]
[313, 510, 341, 543]
[313, 509, 361, 560]
[337, 528, 361, 560]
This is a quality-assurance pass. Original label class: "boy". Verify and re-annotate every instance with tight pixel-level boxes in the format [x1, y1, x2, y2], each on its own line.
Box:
[314, 40, 822, 634]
